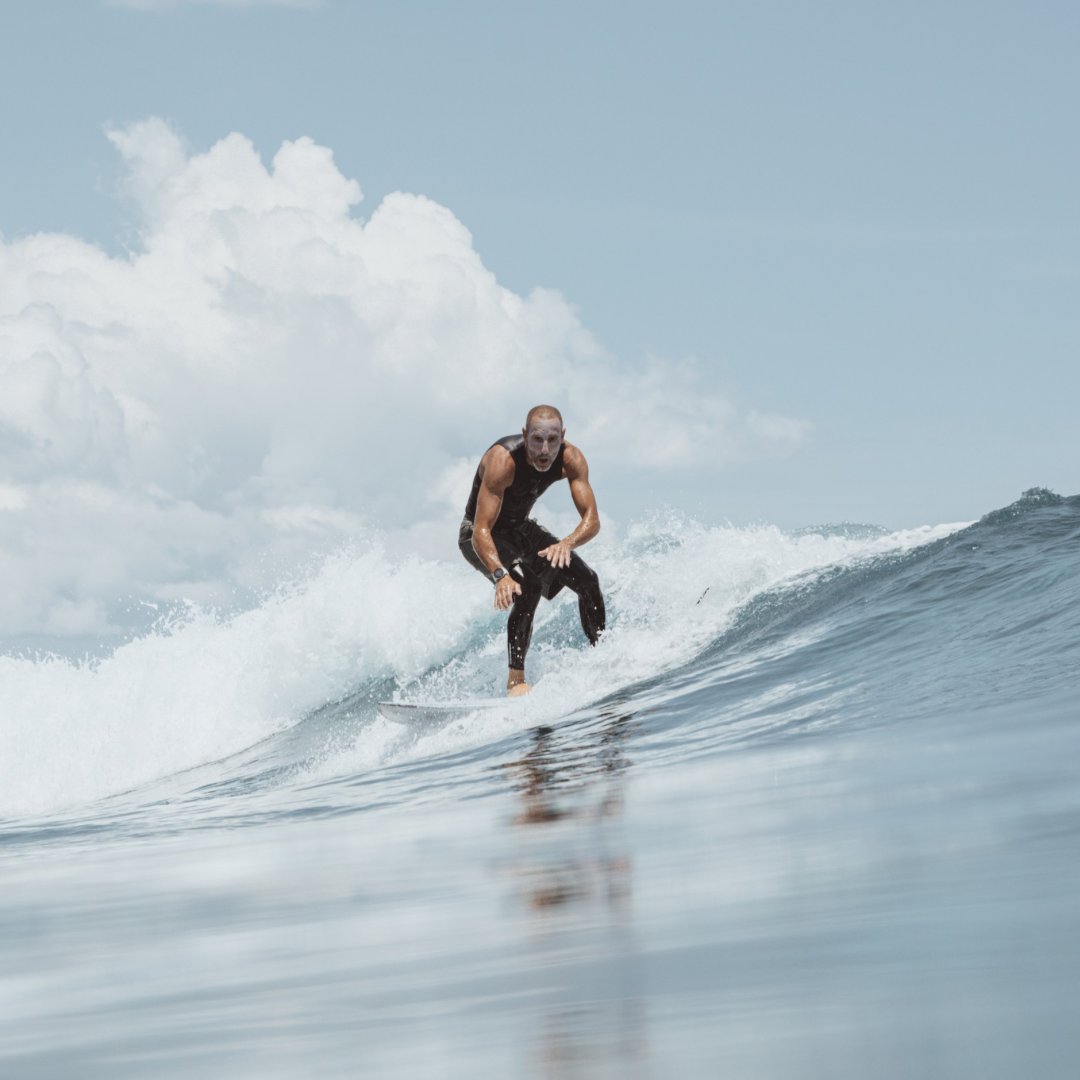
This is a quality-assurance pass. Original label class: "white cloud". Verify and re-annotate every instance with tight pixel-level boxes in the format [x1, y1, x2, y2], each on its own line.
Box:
[0, 118, 808, 639]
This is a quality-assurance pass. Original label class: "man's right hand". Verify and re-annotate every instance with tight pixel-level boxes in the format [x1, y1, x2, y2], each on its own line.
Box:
[495, 574, 522, 611]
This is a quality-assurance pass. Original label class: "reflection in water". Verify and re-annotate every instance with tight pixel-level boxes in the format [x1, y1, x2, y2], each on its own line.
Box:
[500, 712, 651, 1079]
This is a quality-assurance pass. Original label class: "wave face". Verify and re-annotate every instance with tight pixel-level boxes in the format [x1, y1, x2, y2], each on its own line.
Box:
[2, 491, 1079, 1077]
[0, 511, 964, 819]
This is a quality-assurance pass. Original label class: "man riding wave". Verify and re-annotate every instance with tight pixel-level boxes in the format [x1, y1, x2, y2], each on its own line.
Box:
[459, 405, 606, 696]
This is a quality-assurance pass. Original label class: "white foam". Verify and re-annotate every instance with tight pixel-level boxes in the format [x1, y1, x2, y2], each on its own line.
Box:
[0, 517, 970, 820]
[300, 516, 970, 785]
[0, 544, 490, 818]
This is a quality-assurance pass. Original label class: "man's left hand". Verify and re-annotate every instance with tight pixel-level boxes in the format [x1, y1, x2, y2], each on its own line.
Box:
[538, 540, 573, 569]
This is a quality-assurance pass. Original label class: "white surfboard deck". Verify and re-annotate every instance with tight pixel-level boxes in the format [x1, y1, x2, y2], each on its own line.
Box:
[377, 699, 520, 724]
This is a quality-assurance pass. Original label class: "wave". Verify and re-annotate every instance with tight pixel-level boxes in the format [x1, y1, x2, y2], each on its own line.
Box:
[3, 492, 1077, 822]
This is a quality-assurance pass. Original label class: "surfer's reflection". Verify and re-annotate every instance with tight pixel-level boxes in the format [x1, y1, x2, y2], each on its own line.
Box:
[500, 711, 650, 1078]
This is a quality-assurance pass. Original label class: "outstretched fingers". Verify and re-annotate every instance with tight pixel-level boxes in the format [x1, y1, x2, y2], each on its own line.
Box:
[538, 543, 572, 569]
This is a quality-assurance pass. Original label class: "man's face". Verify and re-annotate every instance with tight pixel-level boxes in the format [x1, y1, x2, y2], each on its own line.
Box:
[523, 419, 564, 472]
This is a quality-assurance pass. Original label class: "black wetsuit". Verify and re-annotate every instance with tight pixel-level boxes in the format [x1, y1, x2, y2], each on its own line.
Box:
[460, 435, 606, 670]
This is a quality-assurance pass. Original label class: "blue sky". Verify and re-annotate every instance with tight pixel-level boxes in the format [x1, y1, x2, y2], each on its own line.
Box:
[2, 0, 1078, 528]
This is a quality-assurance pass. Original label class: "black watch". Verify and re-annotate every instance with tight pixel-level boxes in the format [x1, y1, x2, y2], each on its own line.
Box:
[492, 567, 509, 585]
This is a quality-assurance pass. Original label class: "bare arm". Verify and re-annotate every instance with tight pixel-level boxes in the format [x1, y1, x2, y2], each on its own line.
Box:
[538, 444, 601, 569]
[471, 447, 523, 611]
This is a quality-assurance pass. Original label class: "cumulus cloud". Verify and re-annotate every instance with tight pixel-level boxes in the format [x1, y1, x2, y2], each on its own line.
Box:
[0, 118, 808, 640]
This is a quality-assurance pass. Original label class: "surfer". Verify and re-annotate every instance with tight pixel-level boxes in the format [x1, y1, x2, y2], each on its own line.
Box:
[460, 405, 606, 696]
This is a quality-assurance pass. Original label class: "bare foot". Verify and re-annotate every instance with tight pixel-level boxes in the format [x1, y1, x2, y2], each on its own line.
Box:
[507, 681, 532, 697]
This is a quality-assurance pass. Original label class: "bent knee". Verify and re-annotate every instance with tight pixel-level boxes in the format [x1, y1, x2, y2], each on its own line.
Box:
[578, 563, 600, 592]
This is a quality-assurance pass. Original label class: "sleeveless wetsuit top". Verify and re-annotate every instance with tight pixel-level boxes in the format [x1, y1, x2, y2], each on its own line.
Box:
[464, 434, 566, 534]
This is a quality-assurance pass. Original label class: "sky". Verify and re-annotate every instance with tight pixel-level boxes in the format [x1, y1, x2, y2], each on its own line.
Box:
[0, 0, 1078, 641]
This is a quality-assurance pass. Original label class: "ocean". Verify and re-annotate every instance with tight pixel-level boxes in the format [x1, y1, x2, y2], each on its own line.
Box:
[1, 488, 1078, 1077]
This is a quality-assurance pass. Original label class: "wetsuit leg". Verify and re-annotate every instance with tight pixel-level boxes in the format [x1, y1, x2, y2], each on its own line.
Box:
[556, 553, 606, 645]
[507, 562, 544, 670]
[460, 519, 543, 670]
[460, 517, 604, 667]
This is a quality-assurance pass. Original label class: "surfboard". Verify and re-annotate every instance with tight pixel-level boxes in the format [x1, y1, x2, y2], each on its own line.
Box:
[377, 699, 519, 724]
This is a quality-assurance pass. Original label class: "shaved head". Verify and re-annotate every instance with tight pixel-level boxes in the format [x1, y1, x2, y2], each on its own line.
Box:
[526, 404, 563, 429]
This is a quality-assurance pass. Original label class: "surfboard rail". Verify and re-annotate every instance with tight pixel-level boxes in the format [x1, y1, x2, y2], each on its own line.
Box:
[376, 699, 519, 724]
